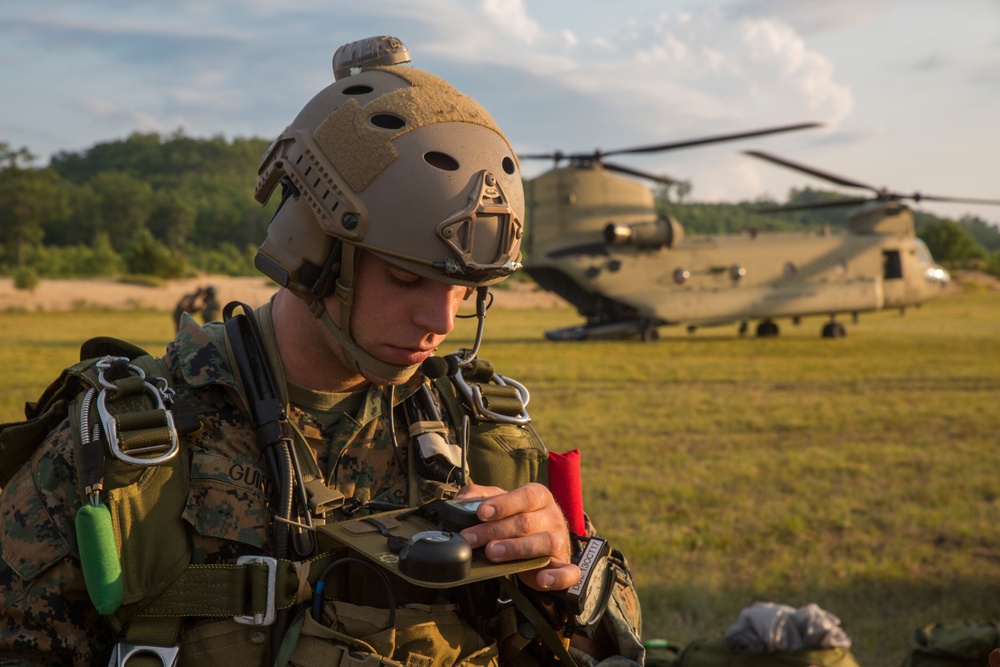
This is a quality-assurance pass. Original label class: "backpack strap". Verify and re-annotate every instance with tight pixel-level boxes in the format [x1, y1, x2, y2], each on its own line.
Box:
[0, 337, 165, 488]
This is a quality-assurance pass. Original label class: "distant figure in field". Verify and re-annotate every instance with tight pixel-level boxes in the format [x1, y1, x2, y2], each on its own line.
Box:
[200, 285, 220, 323]
[172, 285, 219, 331]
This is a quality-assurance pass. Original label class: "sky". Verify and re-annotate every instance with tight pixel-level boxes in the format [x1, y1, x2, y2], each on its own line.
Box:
[2, 0, 999, 226]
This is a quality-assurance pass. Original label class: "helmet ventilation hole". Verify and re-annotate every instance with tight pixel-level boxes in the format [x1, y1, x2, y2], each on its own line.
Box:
[424, 151, 460, 171]
[370, 113, 406, 130]
[343, 85, 374, 95]
[502, 156, 516, 175]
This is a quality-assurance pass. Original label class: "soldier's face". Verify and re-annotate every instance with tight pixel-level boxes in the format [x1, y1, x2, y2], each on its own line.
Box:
[347, 252, 470, 374]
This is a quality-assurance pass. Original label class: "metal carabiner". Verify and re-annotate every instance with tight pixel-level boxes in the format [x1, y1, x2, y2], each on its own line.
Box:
[451, 370, 531, 425]
[95, 357, 179, 466]
[96, 356, 145, 388]
[97, 383, 179, 466]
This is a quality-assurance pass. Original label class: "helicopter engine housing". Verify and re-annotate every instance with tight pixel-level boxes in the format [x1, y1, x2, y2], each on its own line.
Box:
[604, 216, 684, 249]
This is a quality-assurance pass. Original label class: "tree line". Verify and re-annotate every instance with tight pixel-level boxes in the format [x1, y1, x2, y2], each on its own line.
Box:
[0, 132, 276, 283]
[2, 132, 999, 284]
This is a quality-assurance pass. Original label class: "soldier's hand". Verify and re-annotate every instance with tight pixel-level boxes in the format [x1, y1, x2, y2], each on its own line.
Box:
[455, 482, 580, 592]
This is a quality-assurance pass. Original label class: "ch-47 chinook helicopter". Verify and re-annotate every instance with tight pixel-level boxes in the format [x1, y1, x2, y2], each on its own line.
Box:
[519, 127, 1000, 341]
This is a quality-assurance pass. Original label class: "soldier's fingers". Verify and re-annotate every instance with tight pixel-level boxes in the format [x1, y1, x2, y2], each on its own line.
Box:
[462, 507, 556, 549]
[475, 482, 552, 521]
[519, 561, 582, 592]
[480, 527, 569, 566]
[454, 483, 504, 501]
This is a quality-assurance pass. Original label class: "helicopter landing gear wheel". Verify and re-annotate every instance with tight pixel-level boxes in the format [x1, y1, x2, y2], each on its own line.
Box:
[756, 320, 779, 337]
[640, 320, 659, 342]
[822, 322, 847, 338]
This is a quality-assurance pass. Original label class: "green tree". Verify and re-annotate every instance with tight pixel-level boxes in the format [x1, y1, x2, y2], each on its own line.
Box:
[0, 144, 69, 267]
[918, 219, 988, 266]
[87, 171, 155, 251]
[986, 249, 1000, 279]
[148, 193, 197, 249]
[122, 228, 188, 278]
[958, 214, 1000, 252]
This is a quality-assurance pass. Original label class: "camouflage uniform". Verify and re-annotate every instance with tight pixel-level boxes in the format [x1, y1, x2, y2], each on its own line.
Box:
[0, 309, 643, 666]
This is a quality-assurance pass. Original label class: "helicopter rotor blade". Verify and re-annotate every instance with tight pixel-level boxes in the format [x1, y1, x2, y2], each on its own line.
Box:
[518, 150, 566, 162]
[601, 122, 822, 158]
[743, 150, 884, 195]
[750, 197, 877, 214]
[903, 193, 1000, 206]
[602, 161, 679, 185]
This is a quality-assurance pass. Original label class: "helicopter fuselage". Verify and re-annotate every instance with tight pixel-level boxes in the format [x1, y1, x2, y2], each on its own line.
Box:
[523, 165, 950, 338]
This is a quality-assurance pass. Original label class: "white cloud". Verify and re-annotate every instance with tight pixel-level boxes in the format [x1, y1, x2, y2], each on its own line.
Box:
[739, 18, 853, 119]
[481, 0, 542, 43]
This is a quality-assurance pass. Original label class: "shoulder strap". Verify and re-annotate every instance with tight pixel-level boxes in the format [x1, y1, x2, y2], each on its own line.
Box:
[0, 336, 152, 488]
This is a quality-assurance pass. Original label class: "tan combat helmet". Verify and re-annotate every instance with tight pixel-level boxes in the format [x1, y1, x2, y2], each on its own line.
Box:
[254, 36, 524, 384]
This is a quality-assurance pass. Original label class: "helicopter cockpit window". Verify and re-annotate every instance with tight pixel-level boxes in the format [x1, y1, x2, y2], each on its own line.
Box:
[914, 238, 934, 267]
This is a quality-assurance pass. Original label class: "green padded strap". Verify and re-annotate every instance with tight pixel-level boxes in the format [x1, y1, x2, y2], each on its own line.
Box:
[499, 577, 577, 665]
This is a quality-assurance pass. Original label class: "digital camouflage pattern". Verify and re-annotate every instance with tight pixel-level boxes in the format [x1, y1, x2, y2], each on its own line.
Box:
[0, 312, 643, 666]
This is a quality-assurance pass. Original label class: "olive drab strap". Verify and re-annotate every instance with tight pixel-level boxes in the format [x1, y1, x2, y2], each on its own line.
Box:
[0, 338, 151, 488]
[447, 358, 531, 425]
[497, 578, 577, 666]
[87, 357, 182, 468]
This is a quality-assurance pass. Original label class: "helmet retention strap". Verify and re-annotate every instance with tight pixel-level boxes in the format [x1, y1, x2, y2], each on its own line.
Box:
[312, 244, 418, 385]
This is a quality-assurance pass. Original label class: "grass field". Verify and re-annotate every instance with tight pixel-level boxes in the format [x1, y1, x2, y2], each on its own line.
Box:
[1, 288, 998, 666]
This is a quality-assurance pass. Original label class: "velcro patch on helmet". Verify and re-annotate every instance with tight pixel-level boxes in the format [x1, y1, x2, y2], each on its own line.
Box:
[313, 67, 513, 193]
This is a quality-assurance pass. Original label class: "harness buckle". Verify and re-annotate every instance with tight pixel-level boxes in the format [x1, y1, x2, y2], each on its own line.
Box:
[451, 370, 531, 425]
[108, 642, 179, 667]
[234, 555, 278, 626]
[95, 357, 180, 466]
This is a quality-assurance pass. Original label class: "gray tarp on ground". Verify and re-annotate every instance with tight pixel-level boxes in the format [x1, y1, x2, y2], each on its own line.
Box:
[724, 601, 853, 653]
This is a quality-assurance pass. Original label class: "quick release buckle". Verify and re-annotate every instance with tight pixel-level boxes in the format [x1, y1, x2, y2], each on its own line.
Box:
[234, 555, 278, 626]
[95, 356, 180, 467]
[107, 642, 179, 667]
[451, 369, 531, 426]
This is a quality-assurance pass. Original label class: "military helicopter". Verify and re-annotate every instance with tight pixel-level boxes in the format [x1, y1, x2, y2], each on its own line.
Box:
[519, 128, 1000, 341]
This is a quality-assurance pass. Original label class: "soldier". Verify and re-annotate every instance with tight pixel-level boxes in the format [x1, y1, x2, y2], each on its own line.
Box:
[0, 37, 643, 666]
[200, 285, 220, 323]
[172, 286, 204, 331]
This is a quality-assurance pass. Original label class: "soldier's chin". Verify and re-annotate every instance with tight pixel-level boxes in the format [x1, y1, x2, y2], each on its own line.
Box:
[359, 361, 420, 386]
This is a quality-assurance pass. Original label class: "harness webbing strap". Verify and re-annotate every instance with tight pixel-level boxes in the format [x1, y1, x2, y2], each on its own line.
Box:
[498, 578, 577, 665]
[137, 560, 292, 617]
[122, 549, 348, 621]
[123, 615, 182, 648]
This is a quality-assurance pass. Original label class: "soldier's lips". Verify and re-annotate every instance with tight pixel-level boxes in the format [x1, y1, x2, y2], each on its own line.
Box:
[383, 345, 437, 366]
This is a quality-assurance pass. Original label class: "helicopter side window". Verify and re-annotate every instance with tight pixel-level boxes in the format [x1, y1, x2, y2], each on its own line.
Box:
[883, 250, 903, 280]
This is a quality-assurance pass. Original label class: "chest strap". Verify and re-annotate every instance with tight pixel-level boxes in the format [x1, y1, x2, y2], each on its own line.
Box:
[117, 549, 347, 663]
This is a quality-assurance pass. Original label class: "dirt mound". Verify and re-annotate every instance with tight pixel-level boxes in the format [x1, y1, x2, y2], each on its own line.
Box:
[0, 276, 569, 312]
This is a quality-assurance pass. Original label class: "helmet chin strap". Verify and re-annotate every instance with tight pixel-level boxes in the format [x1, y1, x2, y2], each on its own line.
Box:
[308, 243, 419, 386]
[313, 307, 419, 385]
